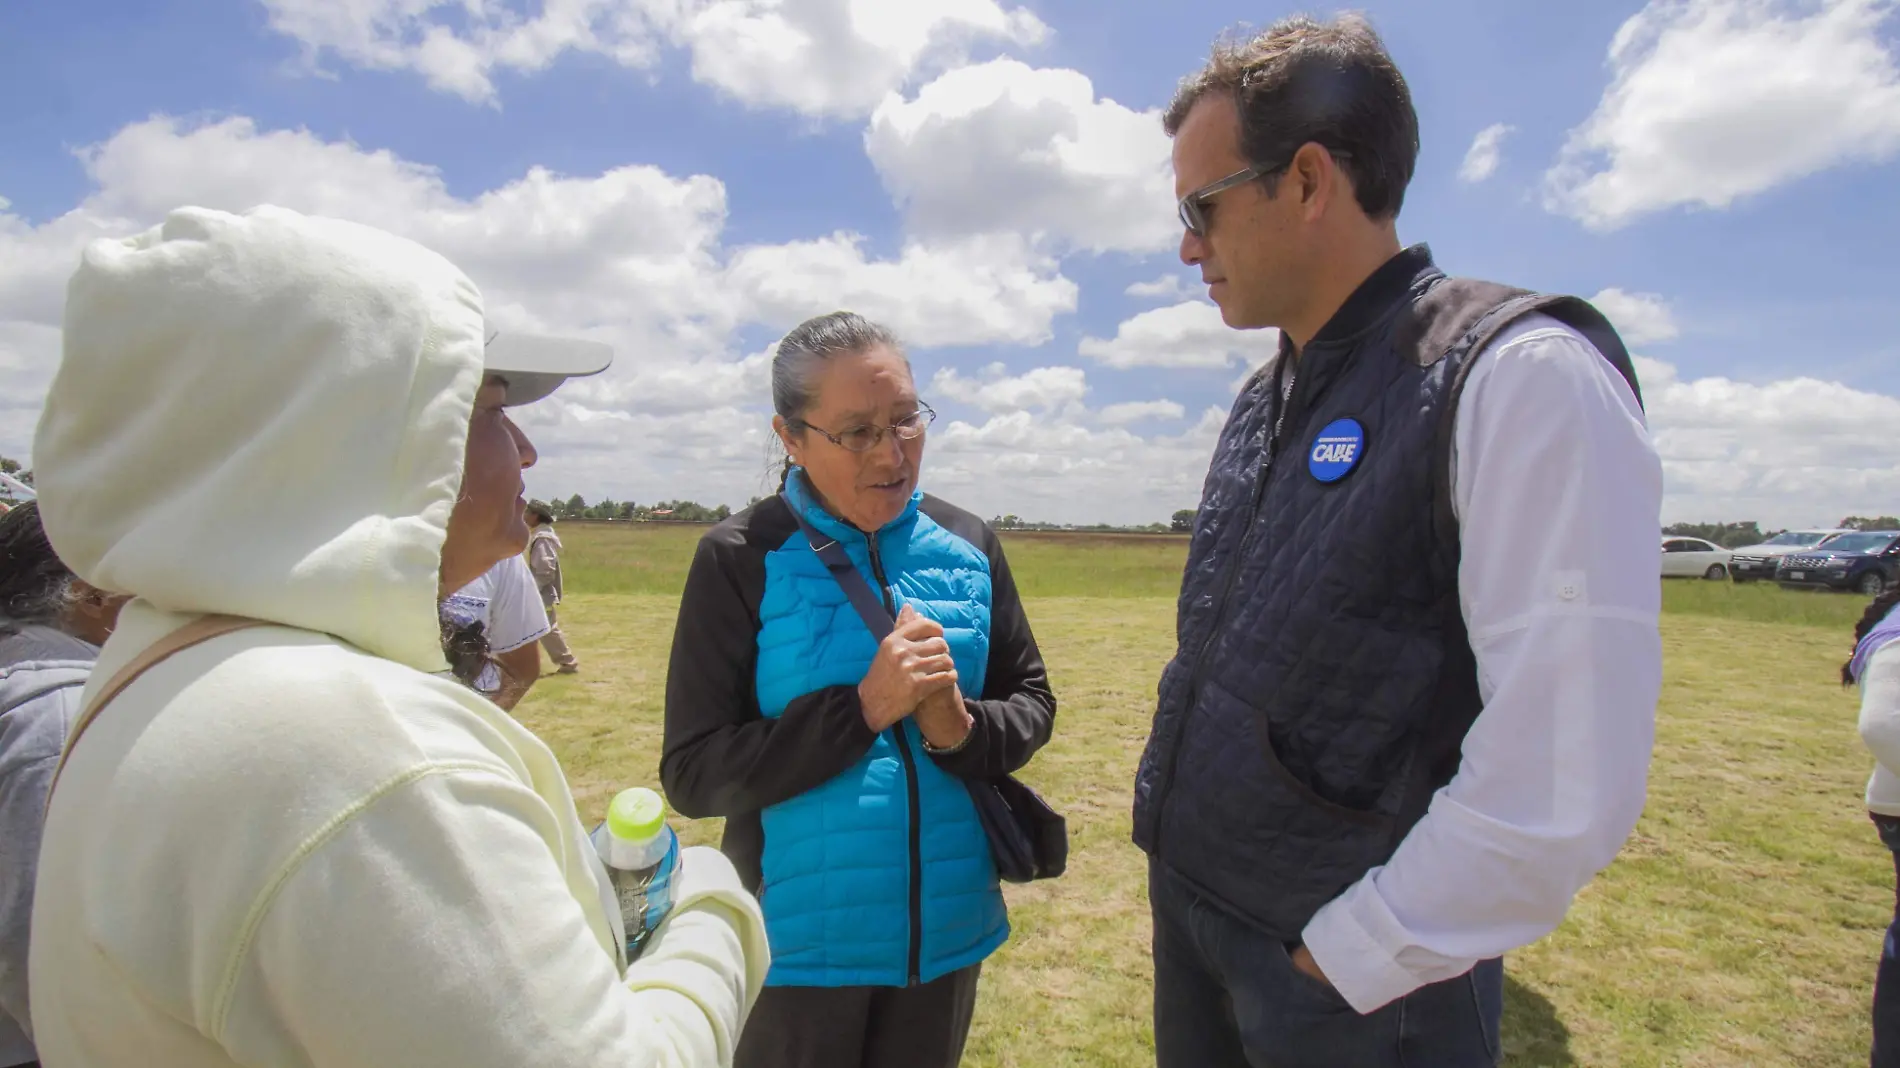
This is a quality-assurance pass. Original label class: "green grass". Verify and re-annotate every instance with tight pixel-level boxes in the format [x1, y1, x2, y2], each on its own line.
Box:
[551, 521, 704, 596]
[1663, 577, 1870, 630]
[554, 520, 1878, 629]
[515, 523, 1889, 1067]
[549, 521, 1196, 599]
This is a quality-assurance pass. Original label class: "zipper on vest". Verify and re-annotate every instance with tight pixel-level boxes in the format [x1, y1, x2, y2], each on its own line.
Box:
[868, 533, 925, 986]
[1152, 363, 1306, 854]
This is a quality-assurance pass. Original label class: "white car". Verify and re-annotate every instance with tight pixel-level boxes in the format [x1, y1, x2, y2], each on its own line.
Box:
[1662, 536, 1734, 580]
[1726, 528, 1853, 583]
[0, 471, 32, 503]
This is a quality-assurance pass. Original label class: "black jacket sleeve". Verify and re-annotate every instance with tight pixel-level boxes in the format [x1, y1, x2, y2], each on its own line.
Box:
[922, 518, 1057, 781]
[659, 512, 879, 819]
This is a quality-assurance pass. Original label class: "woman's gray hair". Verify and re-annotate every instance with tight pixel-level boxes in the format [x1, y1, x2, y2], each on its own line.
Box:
[772, 311, 906, 423]
[771, 311, 908, 490]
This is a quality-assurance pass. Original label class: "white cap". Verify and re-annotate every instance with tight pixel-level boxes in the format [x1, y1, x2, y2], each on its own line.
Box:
[483, 328, 613, 406]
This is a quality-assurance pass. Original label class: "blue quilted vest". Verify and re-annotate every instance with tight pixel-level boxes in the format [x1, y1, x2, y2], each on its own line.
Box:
[1132, 246, 1641, 938]
[752, 470, 1008, 987]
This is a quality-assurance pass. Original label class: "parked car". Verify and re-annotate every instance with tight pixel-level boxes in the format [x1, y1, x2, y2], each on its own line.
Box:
[1661, 536, 1734, 580]
[1775, 531, 1900, 595]
[1725, 528, 1853, 582]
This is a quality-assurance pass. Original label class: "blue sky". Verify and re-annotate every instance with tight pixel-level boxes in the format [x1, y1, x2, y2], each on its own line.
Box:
[2, 0, 1897, 527]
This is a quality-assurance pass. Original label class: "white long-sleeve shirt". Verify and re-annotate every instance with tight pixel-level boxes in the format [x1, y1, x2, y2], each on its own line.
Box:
[1301, 313, 1665, 1013]
[1859, 642, 1900, 815]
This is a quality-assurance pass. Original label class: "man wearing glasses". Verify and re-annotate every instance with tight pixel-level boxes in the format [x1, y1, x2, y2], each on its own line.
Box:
[1132, 15, 1664, 1065]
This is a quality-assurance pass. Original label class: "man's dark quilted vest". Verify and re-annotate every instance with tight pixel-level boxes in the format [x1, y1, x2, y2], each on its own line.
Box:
[1131, 245, 1640, 939]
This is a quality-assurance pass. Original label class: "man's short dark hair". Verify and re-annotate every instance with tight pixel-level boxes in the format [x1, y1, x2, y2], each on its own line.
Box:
[1164, 13, 1419, 220]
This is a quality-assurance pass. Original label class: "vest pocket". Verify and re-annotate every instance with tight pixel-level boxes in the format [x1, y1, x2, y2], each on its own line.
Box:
[1159, 679, 1401, 937]
[1250, 711, 1389, 828]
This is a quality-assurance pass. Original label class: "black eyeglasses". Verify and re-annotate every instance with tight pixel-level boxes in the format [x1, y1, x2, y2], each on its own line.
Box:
[1177, 150, 1352, 237]
[794, 403, 937, 453]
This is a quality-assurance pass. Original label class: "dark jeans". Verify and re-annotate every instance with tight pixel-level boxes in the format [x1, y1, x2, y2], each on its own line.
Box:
[734, 965, 981, 1068]
[1873, 814, 1900, 1068]
[1150, 859, 1501, 1068]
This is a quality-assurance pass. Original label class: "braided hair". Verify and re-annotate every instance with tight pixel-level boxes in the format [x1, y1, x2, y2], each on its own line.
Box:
[1845, 587, 1900, 685]
[0, 500, 78, 638]
[439, 613, 491, 689]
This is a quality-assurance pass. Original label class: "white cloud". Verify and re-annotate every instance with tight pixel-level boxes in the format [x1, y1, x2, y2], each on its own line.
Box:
[0, 322, 63, 460]
[725, 232, 1076, 347]
[1459, 123, 1514, 183]
[1078, 301, 1280, 370]
[864, 58, 1176, 252]
[579, 347, 775, 416]
[524, 352, 1900, 529]
[1591, 287, 1680, 346]
[258, 0, 665, 105]
[258, 0, 1049, 118]
[513, 397, 785, 509]
[923, 405, 1229, 523]
[40, 116, 740, 351]
[930, 363, 1088, 413]
[685, 0, 1049, 119]
[1546, 0, 1900, 229]
[21, 113, 1892, 530]
[1125, 274, 1197, 303]
[1099, 399, 1185, 425]
[1638, 355, 1900, 528]
[0, 114, 1079, 481]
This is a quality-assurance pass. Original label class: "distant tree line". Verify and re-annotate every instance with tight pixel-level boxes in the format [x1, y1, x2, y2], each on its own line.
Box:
[550, 494, 731, 523]
[990, 513, 1175, 535]
[1662, 522, 1769, 548]
[539, 492, 1198, 533]
[1664, 516, 1900, 548]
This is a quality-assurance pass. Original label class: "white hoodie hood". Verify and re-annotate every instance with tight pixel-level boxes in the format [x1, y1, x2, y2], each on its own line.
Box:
[33, 205, 483, 674]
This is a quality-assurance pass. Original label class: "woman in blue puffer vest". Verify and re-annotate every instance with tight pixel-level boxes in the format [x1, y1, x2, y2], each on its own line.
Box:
[660, 311, 1057, 1068]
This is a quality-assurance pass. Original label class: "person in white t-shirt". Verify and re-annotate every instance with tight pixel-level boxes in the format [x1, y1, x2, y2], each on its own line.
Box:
[440, 553, 550, 711]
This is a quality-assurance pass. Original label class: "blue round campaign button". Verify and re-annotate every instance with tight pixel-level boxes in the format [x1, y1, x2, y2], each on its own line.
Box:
[1307, 418, 1366, 483]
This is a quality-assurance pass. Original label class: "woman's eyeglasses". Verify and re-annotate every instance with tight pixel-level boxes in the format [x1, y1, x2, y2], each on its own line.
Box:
[794, 403, 937, 453]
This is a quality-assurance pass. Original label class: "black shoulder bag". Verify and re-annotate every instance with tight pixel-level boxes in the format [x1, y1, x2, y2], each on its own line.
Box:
[781, 496, 1067, 883]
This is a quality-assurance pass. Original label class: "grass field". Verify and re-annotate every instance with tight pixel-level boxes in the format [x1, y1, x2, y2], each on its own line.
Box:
[520, 521, 1883, 1067]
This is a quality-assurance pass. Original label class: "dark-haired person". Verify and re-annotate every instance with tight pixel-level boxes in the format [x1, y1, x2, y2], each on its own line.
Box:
[526, 500, 580, 675]
[440, 551, 550, 710]
[1134, 14, 1664, 1064]
[1850, 588, 1900, 1067]
[0, 500, 128, 1068]
[660, 310, 1057, 1068]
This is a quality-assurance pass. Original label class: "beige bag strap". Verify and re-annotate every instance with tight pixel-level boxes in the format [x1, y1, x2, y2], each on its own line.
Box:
[45, 614, 266, 812]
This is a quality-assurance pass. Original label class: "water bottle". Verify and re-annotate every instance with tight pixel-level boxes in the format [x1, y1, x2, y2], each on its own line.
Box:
[594, 786, 681, 962]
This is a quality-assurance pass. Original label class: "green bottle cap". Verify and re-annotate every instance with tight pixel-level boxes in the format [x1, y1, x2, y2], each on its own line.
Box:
[606, 787, 666, 843]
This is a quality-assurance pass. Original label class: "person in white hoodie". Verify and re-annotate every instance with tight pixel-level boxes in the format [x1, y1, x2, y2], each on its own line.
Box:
[26, 204, 769, 1067]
